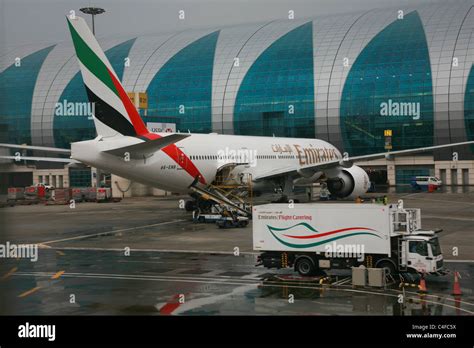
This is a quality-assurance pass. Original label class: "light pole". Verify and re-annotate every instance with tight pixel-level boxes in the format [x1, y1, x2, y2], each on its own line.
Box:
[79, 7, 105, 186]
[79, 7, 105, 35]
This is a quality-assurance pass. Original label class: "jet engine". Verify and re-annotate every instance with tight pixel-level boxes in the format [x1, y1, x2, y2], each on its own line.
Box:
[326, 165, 370, 199]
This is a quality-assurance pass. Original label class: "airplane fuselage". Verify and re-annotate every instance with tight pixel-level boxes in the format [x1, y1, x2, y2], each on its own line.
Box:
[71, 133, 343, 193]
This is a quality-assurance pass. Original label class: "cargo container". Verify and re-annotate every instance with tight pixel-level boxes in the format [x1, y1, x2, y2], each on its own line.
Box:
[7, 187, 24, 206]
[24, 186, 39, 204]
[96, 187, 112, 202]
[7, 187, 24, 200]
[52, 188, 72, 204]
[71, 188, 87, 202]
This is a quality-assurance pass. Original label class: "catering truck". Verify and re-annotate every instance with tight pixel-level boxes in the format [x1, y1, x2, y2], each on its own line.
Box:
[253, 203, 444, 276]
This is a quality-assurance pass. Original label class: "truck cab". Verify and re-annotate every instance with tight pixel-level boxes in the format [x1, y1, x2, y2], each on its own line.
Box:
[400, 234, 444, 274]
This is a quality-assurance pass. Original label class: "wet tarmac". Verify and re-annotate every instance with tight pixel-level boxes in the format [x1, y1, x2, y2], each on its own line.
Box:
[0, 191, 473, 315]
[0, 248, 472, 316]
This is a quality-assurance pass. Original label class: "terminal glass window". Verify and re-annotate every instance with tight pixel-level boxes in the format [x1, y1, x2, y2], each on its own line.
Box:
[0, 46, 55, 145]
[234, 22, 315, 138]
[340, 11, 434, 156]
[146, 31, 219, 134]
[465, 65, 474, 153]
[69, 168, 91, 187]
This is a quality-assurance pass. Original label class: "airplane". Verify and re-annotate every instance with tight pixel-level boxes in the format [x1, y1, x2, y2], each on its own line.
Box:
[1, 15, 474, 205]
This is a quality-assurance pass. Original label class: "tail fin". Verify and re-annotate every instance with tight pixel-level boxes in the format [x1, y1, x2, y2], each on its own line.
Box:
[66, 15, 149, 139]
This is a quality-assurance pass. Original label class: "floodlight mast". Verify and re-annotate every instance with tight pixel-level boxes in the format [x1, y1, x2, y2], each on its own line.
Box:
[79, 7, 105, 35]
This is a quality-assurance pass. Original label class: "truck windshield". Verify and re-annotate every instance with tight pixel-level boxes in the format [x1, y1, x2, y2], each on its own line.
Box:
[409, 241, 428, 256]
[429, 238, 442, 256]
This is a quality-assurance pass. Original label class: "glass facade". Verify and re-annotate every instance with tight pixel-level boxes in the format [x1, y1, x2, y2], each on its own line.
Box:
[466, 65, 474, 153]
[395, 166, 434, 185]
[340, 11, 434, 156]
[69, 167, 91, 187]
[234, 22, 314, 138]
[0, 45, 55, 144]
[53, 38, 136, 148]
[1, 3, 473, 162]
[146, 31, 219, 133]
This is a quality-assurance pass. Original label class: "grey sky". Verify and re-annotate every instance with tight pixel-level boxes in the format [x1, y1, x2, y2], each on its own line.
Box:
[1, 0, 448, 48]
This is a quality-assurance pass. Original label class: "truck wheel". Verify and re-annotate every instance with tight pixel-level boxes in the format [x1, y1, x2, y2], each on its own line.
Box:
[376, 260, 397, 276]
[295, 257, 315, 276]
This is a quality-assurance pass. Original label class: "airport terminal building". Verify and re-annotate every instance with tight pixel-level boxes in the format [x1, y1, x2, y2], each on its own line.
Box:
[1, 1, 474, 193]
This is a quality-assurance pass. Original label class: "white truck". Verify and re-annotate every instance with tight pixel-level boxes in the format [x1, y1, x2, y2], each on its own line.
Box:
[253, 203, 445, 276]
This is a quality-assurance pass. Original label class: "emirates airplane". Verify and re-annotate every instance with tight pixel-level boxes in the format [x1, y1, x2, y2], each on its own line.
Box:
[1, 15, 473, 201]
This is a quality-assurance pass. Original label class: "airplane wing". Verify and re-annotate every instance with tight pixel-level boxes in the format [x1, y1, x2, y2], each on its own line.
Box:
[0, 143, 71, 153]
[0, 156, 79, 163]
[254, 140, 474, 181]
[0, 143, 76, 163]
[103, 133, 190, 158]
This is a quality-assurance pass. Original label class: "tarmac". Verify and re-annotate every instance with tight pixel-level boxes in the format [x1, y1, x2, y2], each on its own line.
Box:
[0, 188, 473, 315]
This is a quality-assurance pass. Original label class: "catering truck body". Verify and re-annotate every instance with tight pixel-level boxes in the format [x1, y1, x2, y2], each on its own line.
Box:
[253, 203, 444, 276]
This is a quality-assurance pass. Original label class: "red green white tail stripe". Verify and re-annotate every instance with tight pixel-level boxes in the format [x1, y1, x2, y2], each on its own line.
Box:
[66, 15, 206, 184]
[66, 16, 145, 136]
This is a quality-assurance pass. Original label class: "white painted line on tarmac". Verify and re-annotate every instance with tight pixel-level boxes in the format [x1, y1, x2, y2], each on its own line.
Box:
[400, 193, 423, 199]
[41, 246, 474, 261]
[333, 277, 352, 286]
[241, 273, 264, 280]
[49, 246, 259, 255]
[403, 197, 474, 205]
[423, 214, 474, 222]
[13, 271, 259, 285]
[16, 270, 474, 309]
[12, 271, 474, 314]
[41, 219, 186, 245]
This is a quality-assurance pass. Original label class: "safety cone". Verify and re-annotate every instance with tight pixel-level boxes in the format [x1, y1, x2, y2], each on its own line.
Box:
[418, 273, 427, 293]
[452, 271, 462, 296]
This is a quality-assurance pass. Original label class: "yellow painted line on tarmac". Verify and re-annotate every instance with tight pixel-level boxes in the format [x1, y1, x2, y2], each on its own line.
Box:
[56, 250, 65, 256]
[1, 267, 18, 280]
[18, 286, 41, 298]
[51, 270, 65, 279]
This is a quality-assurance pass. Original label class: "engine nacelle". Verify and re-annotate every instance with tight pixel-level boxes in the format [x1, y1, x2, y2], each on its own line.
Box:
[326, 165, 370, 199]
